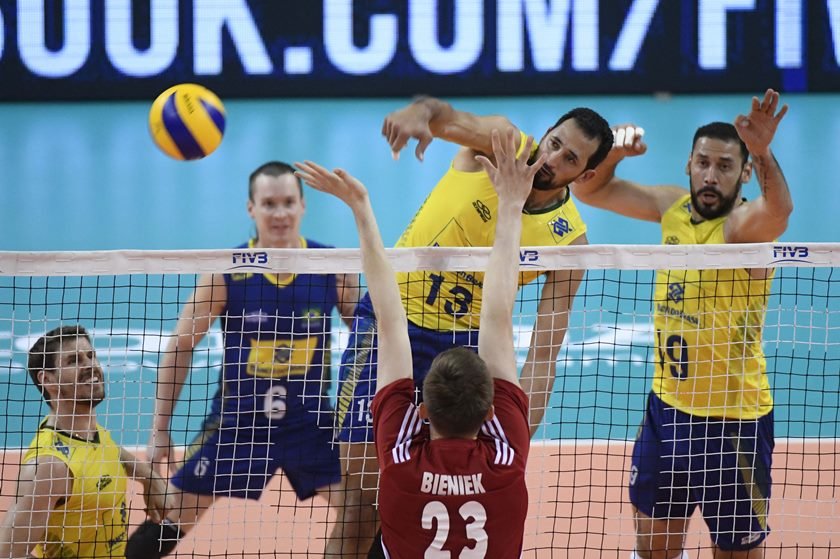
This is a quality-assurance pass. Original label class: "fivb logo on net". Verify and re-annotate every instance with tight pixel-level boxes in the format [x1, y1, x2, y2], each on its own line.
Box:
[519, 249, 542, 268]
[771, 245, 812, 264]
[230, 251, 270, 270]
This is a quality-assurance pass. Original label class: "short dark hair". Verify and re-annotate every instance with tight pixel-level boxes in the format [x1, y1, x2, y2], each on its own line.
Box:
[422, 347, 494, 438]
[552, 108, 614, 170]
[28, 325, 91, 404]
[692, 122, 749, 165]
[248, 161, 302, 201]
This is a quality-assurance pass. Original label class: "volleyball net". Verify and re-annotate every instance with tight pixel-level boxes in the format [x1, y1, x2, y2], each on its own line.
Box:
[0, 243, 838, 558]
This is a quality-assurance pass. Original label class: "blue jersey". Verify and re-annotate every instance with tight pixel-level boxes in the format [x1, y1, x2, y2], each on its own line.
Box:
[216, 238, 338, 429]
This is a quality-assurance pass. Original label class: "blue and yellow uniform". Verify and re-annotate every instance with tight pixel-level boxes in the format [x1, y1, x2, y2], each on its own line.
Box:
[337, 132, 587, 442]
[172, 238, 341, 500]
[629, 195, 774, 551]
[24, 422, 128, 558]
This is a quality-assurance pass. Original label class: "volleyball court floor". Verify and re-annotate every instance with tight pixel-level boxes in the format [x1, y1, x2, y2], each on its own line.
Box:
[0, 93, 838, 556]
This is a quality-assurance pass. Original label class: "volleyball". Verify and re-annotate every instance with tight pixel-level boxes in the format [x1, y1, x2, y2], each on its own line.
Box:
[148, 83, 226, 161]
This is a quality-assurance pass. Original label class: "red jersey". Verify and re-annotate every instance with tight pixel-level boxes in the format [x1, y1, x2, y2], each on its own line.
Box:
[372, 377, 530, 559]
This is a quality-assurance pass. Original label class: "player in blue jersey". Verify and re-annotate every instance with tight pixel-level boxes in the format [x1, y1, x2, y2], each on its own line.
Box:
[125, 161, 360, 558]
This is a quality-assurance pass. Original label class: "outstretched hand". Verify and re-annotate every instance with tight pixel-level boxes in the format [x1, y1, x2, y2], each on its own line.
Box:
[735, 88, 788, 155]
[294, 161, 369, 208]
[475, 129, 545, 208]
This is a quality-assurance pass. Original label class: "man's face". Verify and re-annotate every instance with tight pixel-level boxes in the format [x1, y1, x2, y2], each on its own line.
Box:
[247, 173, 305, 247]
[530, 119, 599, 191]
[687, 137, 749, 220]
[45, 336, 105, 408]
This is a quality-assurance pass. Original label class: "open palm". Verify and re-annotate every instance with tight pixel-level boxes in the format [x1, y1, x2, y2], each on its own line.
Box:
[735, 88, 788, 154]
[295, 161, 368, 206]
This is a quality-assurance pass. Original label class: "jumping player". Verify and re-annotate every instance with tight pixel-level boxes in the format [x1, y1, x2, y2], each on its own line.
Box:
[572, 89, 792, 559]
[333, 96, 613, 555]
[296, 127, 542, 558]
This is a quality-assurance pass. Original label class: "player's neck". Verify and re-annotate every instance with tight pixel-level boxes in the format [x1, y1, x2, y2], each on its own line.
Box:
[429, 425, 479, 441]
[46, 409, 98, 441]
[524, 186, 567, 213]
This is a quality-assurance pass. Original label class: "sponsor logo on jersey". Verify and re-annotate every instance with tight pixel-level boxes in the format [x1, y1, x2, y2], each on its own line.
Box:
[667, 282, 684, 303]
[472, 200, 491, 222]
[96, 474, 114, 491]
[550, 217, 572, 237]
[665, 235, 680, 245]
[53, 437, 70, 457]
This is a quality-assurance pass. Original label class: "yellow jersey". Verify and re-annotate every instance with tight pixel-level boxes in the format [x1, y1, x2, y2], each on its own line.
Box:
[396, 131, 587, 331]
[653, 195, 773, 419]
[23, 422, 128, 558]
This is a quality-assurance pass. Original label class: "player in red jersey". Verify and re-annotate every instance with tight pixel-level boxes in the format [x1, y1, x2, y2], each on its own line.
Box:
[295, 127, 543, 558]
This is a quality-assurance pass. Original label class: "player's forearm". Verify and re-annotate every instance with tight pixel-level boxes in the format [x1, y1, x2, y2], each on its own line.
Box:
[752, 149, 793, 219]
[153, 349, 192, 430]
[570, 158, 621, 207]
[119, 447, 154, 480]
[520, 358, 557, 436]
[350, 196, 405, 330]
[481, 203, 523, 322]
[521, 327, 566, 434]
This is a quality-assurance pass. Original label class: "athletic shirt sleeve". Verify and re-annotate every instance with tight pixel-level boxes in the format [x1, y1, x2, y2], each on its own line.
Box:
[372, 378, 423, 468]
[480, 379, 531, 467]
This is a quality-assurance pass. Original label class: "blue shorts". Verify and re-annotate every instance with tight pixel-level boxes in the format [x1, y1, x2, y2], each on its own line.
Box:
[629, 391, 774, 551]
[335, 294, 477, 443]
[171, 413, 340, 501]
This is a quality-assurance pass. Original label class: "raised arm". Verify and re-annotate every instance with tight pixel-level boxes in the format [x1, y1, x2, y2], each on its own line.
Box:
[335, 272, 361, 328]
[571, 125, 685, 222]
[519, 252, 584, 435]
[724, 89, 793, 243]
[382, 96, 518, 164]
[295, 162, 412, 391]
[148, 273, 226, 473]
[0, 457, 72, 558]
[474, 130, 546, 385]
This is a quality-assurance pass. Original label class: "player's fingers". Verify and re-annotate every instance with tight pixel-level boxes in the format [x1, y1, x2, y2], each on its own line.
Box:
[527, 153, 548, 179]
[633, 127, 646, 149]
[147, 507, 162, 524]
[735, 114, 749, 129]
[519, 135, 535, 164]
[489, 129, 503, 159]
[474, 154, 495, 176]
[381, 118, 391, 139]
[775, 103, 789, 122]
[765, 89, 778, 113]
[751, 96, 761, 113]
[505, 127, 518, 155]
[391, 132, 411, 159]
[614, 127, 626, 149]
[415, 134, 433, 161]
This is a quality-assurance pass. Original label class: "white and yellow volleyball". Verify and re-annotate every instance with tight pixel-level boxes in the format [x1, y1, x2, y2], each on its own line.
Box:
[149, 83, 226, 161]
